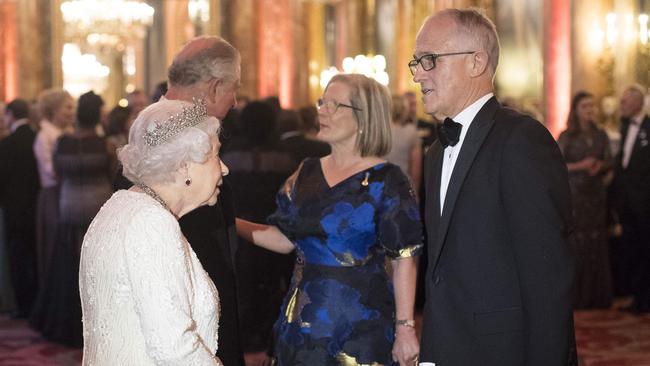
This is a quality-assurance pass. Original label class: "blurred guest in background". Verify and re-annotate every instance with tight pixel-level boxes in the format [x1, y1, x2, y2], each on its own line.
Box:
[558, 91, 613, 309]
[31, 91, 112, 347]
[32, 89, 75, 285]
[611, 85, 650, 313]
[0, 99, 40, 318]
[297, 105, 325, 144]
[384, 94, 422, 194]
[104, 105, 131, 182]
[278, 107, 330, 164]
[404, 91, 437, 149]
[150, 81, 168, 103]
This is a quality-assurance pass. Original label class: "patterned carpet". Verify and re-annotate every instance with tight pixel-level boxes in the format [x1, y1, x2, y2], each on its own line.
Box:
[0, 316, 81, 366]
[575, 310, 650, 366]
[0, 310, 649, 365]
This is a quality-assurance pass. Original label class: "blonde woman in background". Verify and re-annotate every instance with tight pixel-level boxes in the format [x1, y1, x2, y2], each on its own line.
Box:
[384, 94, 422, 194]
[31, 89, 75, 284]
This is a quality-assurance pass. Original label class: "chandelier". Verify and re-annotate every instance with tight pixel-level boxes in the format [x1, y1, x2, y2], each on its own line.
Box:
[62, 43, 110, 97]
[60, 0, 155, 45]
[319, 54, 390, 89]
[589, 12, 650, 50]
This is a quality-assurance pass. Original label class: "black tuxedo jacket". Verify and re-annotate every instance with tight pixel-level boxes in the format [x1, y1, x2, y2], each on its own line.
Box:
[420, 97, 575, 366]
[178, 179, 245, 366]
[612, 115, 650, 215]
[0, 124, 40, 229]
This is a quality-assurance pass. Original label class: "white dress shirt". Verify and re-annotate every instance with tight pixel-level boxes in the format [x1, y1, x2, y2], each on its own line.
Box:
[33, 119, 64, 188]
[10, 118, 29, 133]
[622, 112, 645, 169]
[439, 93, 493, 214]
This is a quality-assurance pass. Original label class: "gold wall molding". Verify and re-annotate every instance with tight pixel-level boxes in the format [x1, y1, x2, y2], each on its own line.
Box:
[0, 0, 18, 101]
[229, 0, 257, 100]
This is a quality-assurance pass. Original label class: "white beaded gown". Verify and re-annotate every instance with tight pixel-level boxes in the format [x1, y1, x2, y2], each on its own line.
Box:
[79, 190, 222, 365]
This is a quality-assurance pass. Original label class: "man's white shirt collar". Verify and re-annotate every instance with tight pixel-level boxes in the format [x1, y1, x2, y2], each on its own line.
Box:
[451, 93, 494, 133]
[632, 110, 646, 125]
[439, 92, 493, 215]
[10, 118, 29, 133]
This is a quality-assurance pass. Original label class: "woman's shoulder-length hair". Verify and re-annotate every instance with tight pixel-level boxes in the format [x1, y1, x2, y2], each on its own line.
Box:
[327, 74, 391, 157]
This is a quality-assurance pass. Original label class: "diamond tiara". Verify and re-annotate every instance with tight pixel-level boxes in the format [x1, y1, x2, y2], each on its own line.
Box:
[143, 99, 209, 146]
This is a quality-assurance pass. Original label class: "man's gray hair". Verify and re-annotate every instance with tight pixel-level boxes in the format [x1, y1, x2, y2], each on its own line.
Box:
[625, 84, 646, 98]
[439, 8, 500, 74]
[167, 36, 240, 87]
[118, 99, 220, 185]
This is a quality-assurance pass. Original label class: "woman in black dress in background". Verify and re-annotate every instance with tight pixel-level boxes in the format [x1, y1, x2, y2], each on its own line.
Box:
[558, 91, 613, 309]
[31, 91, 112, 346]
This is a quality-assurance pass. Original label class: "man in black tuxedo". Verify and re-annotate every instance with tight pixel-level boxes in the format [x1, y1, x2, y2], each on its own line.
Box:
[0, 99, 40, 318]
[164, 36, 245, 366]
[611, 85, 650, 313]
[113, 37, 245, 365]
[412, 9, 575, 366]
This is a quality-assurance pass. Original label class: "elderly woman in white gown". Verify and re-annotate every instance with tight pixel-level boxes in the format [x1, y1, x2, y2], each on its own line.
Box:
[79, 98, 229, 365]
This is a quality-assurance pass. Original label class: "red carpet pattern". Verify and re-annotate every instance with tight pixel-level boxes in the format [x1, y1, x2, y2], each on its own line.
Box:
[0, 311, 649, 365]
[0, 317, 81, 366]
[575, 310, 650, 366]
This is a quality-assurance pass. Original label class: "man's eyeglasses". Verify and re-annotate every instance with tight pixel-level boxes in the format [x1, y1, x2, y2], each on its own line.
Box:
[317, 98, 362, 114]
[408, 51, 476, 75]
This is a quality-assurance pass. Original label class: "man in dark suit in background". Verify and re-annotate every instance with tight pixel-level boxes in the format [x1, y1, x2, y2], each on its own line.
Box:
[404, 90, 438, 150]
[0, 99, 40, 318]
[277, 108, 330, 164]
[412, 9, 575, 366]
[612, 85, 650, 313]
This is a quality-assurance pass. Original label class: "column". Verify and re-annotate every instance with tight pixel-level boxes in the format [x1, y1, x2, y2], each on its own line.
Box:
[0, 0, 18, 101]
[17, 0, 46, 99]
[144, 0, 168, 96]
[257, 0, 295, 107]
[543, 0, 571, 138]
[228, 0, 257, 100]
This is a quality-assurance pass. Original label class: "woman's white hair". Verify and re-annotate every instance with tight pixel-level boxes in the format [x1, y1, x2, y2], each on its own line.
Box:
[118, 98, 220, 185]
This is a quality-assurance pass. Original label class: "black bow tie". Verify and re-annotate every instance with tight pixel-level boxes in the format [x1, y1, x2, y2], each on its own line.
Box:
[437, 117, 462, 148]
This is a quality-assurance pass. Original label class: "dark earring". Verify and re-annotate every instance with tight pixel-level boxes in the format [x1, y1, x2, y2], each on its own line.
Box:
[185, 178, 192, 186]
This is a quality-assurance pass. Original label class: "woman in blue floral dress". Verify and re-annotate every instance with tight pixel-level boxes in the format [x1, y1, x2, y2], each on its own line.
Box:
[237, 74, 422, 365]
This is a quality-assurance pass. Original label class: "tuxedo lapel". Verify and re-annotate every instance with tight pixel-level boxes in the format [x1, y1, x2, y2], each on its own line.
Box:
[425, 141, 443, 274]
[430, 97, 499, 270]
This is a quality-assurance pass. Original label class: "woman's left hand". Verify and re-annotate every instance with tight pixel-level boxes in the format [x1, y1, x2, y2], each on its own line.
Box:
[392, 325, 419, 365]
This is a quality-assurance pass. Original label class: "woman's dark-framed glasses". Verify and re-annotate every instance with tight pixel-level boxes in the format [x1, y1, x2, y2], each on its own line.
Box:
[408, 51, 476, 75]
[317, 98, 362, 114]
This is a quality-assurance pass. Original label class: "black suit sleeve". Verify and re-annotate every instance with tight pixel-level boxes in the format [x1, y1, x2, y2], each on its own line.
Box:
[500, 118, 574, 365]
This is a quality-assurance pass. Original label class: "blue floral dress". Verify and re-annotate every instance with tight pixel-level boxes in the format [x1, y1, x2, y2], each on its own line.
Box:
[269, 158, 423, 365]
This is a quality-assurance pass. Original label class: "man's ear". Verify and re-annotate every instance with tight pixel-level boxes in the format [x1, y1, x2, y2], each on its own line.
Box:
[469, 51, 489, 78]
[207, 78, 223, 102]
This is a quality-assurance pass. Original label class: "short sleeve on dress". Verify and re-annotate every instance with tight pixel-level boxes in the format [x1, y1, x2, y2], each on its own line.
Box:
[267, 160, 305, 241]
[378, 166, 423, 259]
